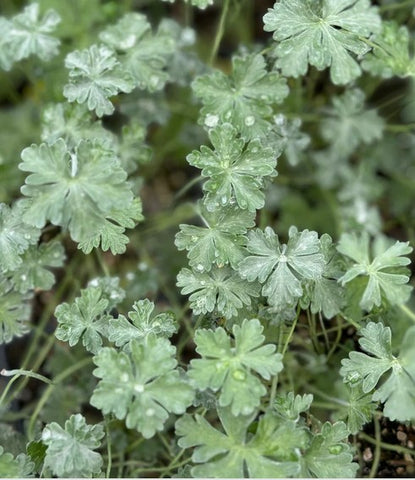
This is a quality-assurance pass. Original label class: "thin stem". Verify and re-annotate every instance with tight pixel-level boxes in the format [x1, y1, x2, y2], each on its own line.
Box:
[173, 175, 203, 202]
[105, 418, 112, 478]
[1, 369, 53, 385]
[208, 0, 230, 66]
[369, 415, 382, 478]
[359, 432, 415, 457]
[95, 249, 110, 277]
[400, 304, 415, 324]
[27, 356, 92, 441]
[305, 383, 349, 407]
[379, 0, 415, 12]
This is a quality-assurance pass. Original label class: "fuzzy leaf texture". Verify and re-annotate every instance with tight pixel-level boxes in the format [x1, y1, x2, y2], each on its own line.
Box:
[302, 421, 358, 477]
[64, 44, 134, 117]
[0, 3, 60, 71]
[0, 279, 32, 344]
[19, 139, 137, 253]
[0, 447, 34, 478]
[55, 286, 112, 354]
[176, 407, 305, 478]
[268, 115, 310, 167]
[0, 202, 40, 273]
[41, 414, 104, 478]
[263, 0, 381, 85]
[177, 266, 260, 318]
[108, 298, 177, 348]
[189, 319, 283, 415]
[337, 232, 413, 311]
[10, 241, 65, 293]
[175, 202, 255, 271]
[302, 233, 345, 319]
[362, 21, 415, 78]
[193, 53, 288, 140]
[340, 322, 415, 421]
[239, 226, 325, 310]
[99, 12, 176, 92]
[187, 123, 277, 212]
[90, 337, 194, 438]
[320, 89, 384, 159]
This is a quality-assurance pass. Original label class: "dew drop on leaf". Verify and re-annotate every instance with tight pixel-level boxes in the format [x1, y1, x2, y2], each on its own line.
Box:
[244, 115, 255, 126]
[232, 369, 247, 381]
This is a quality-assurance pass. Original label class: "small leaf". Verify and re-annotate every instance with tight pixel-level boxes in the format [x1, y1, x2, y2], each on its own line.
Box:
[42, 414, 104, 478]
[64, 44, 134, 117]
[189, 319, 283, 415]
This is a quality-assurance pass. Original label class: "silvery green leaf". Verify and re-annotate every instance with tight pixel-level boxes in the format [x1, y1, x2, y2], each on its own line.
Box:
[177, 266, 260, 319]
[193, 53, 288, 140]
[263, 0, 381, 84]
[42, 414, 104, 478]
[64, 45, 134, 117]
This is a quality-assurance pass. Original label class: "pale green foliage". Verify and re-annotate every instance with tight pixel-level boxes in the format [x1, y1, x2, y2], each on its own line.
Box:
[362, 21, 415, 78]
[177, 266, 260, 318]
[263, 0, 381, 84]
[333, 384, 377, 435]
[193, 54, 288, 140]
[302, 234, 345, 319]
[341, 322, 415, 421]
[42, 414, 104, 478]
[0, 279, 32, 344]
[55, 287, 112, 354]
[175, 202, 255, 271]
[99, 13, 176, 92]
[91, 337, 194, 438]
[19, 139, 138, 253]
[10, 241, 65, 293]
[41, 103, 111, 149]
[0, 446, 34, 478]
[161, 0, 214, 7]
[337, 232, 413, 311]
[302, 421, 358, 477]
[77, 197, 144, 255]
[269, 115, 310, 167]
[87, 276, 125, 310]
[274, 392, 313, 421]
[108, 299, 177, 348]
[64, 45, 134, 117]
[320, 89, 385, 158]
[176, 407, 304, 478]
[239, 226, 325, 310]
[0, 202, 40, 272]
[187, 123, 277, 212]
[189, 319, 283, 415]
[0, 3, 60, 71]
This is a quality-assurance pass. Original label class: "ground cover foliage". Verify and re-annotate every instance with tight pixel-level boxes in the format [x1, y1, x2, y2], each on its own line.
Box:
[0, 0, 415, 477]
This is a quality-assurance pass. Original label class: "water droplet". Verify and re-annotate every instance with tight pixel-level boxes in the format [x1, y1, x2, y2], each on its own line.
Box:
[191, 235, 198, 243]
[232, 369, 246, 381]
[200, 280, 206, 286]
[260, 94, 269, 102]
[274, 114, 285, 126]
[24, 233, 31, 239]
[345, 371, 361, 385]
[138, 262, 148, 271]
[120, 34, 137, 49]
[204, 114, 219, 128]
[145, 408, 155, 417]
[244, 115, 255, 126]
[221, 195, 228, 205]
[328, 445, 343, 455]
[134, 383, 144, 393]
[21, 274, 27, 281]
[196, 264, 204, 272]
[126, 272, 135, 281]
[121, 373, 129, 382]
[225, 111, 232, 120]
[150, 75, 161, 88]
